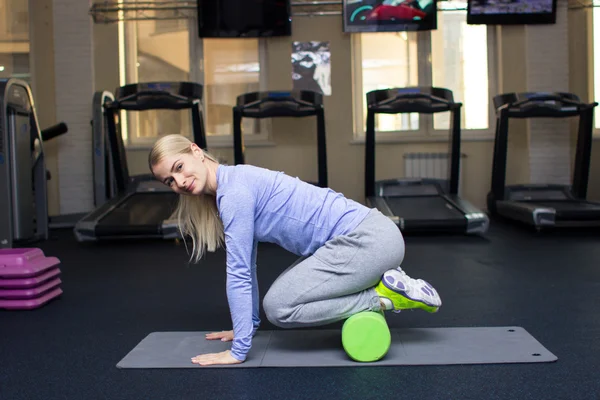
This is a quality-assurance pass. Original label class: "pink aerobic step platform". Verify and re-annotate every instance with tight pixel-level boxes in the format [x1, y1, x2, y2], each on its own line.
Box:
[0, 248, 63, 310]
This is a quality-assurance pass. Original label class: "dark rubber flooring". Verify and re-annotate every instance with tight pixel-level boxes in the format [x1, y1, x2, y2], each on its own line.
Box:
[2, 220, 600, 400]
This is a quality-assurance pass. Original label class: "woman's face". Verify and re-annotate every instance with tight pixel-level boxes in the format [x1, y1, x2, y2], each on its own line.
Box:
[152, 144, 208, 196]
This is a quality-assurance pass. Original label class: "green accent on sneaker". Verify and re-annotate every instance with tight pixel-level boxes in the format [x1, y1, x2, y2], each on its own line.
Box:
[375, 280, 439, 313]
[342, 311, 391, 362]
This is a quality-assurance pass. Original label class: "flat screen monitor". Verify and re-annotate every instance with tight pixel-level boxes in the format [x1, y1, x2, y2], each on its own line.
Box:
[196, 0, 292, 38]
[343, 0, 437, 33]
[467, 0, 557, 25]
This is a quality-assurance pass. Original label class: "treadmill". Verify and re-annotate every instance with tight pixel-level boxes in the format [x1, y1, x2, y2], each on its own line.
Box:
[487, 91, 600, 229]
[364, 87, 489, 234]
[74, 82, 207, 242]
[232, 90, 328, 188]
[47, 91, 116, 229]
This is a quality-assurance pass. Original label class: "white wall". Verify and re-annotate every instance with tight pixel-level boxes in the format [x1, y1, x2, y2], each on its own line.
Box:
[52, 0, 95, 214]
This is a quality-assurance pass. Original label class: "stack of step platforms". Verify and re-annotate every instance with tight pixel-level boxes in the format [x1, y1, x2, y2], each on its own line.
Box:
[0, 248, 63, 310]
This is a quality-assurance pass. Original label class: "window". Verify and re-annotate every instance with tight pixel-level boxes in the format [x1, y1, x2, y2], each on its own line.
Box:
[120, 18, 192, 146]
[202, 38, 263, 138]
[353, 0, 495, 140]
[0, 0, 28, 39]
[431, 5, 490, 131]
[119, 11, 263, 146]
[358, 32, 420, 132]
[0, 0, 29, 81]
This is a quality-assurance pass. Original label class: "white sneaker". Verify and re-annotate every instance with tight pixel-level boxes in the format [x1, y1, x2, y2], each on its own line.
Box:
[375, 267, 442, 313]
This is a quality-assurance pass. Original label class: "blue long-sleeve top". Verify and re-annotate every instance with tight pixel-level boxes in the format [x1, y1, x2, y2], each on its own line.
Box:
[215, 164, 370, 361]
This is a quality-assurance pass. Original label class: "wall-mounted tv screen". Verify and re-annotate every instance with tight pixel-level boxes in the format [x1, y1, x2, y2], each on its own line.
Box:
[196, 0, 292, 38]
[467, 0, 557, 25]
[343, 0, 437, 33]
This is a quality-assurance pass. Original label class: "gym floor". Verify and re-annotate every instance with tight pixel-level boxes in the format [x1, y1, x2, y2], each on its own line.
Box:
[2, 219, 600, 400]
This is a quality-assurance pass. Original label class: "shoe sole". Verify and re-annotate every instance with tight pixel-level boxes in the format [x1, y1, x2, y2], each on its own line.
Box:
[380, 272, 441, 313]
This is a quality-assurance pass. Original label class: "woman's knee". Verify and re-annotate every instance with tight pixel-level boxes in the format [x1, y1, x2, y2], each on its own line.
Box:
[381, 217, 406, 266]
[262, 290, 293, 328]
[391, 229, 406, 265]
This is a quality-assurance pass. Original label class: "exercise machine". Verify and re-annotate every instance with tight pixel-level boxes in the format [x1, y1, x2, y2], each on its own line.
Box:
[232, 90, 328, 188]
[0, 78, 49, 248]
[44, 122, 88, 229]
[0, 78, 68, 248]
[364, 87, 489, 235]
[487, 91, 600, 229]
[33, 92, 117, 230]
[74, 81, 207, 242]
[48, 91, 119, 230]
[91, 90, 117, 208]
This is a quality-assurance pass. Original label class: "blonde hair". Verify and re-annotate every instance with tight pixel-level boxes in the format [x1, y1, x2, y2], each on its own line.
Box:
[148, 134, 224, 263]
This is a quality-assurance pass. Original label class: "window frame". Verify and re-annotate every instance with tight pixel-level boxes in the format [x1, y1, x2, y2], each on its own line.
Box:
[194, 28, 274, 148]
[120, 16, 274, 149]
[351, 15, 499, 144]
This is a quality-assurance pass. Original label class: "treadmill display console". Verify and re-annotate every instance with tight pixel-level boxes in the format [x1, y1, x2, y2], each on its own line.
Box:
[524, 92, 554, 99]
[397, 88, 421, 94]
[267, 92, 292, 99]
[145, 82, 174, 92]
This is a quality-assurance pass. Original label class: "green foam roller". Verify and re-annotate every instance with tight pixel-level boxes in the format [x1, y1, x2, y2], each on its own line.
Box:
[342, 311, 391, 362]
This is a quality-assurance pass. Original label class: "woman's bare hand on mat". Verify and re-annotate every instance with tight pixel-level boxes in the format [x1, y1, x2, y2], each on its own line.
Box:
[191, 350, 242, 366]
[205, 330, 234, 341]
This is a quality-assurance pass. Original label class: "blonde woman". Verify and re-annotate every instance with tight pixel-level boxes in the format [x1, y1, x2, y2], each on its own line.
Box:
[149, 134, 442, 366]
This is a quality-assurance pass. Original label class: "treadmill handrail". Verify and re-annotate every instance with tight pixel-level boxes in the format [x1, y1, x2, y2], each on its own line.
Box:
[241, 97, 317, 109]
[494, 92, 597, 116]
[236, 90, 323, 108]
[513, 94, 578, 107]
[107, 90, 199, 111]
[40, 122, 68, 142]
[118, 90, 191, 103]
[234, 90, 323, 118]
[372, 93, 457, 107]
[367, 92, 462, 114]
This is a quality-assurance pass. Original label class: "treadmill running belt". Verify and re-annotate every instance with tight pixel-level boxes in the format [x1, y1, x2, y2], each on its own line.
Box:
[382, 196, 468, 233]
[96, 192, 179, 236]
[385, 196, 465, 221]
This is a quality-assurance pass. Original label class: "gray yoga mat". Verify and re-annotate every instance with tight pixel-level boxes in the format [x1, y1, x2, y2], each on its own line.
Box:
[116, 326, 557, 369]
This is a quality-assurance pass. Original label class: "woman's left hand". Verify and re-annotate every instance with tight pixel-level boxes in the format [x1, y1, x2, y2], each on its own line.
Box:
[205, 330, 234, 342]
[191, 350, 242, 366]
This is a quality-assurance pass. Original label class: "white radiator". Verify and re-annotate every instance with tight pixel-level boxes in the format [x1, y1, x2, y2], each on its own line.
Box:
[403, 152, 466, 192]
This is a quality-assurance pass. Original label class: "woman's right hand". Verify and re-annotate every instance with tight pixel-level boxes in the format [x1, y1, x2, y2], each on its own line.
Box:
[205, 330, 234, 342]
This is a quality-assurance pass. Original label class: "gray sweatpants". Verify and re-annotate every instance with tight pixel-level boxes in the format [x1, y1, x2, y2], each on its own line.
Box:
[262, 208, 405, 328]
